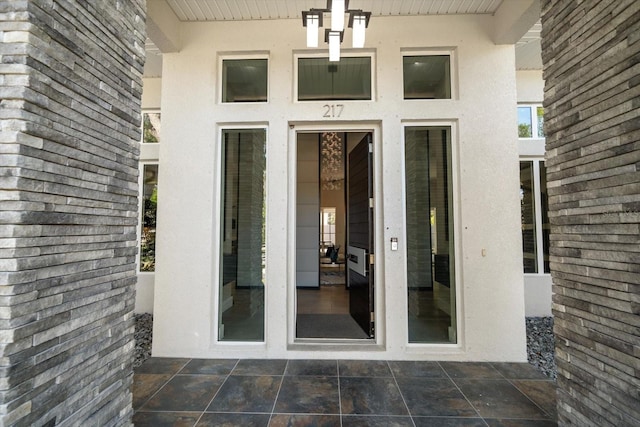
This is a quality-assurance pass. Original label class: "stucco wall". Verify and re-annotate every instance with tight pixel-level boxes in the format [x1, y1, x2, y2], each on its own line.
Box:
[516, 70, 544, 103]
[152, 14, 526, 361]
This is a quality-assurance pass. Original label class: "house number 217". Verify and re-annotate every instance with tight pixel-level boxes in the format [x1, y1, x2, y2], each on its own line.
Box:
[323, 104, 344, 118]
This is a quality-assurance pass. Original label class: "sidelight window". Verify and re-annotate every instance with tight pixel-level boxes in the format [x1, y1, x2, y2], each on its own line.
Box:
[404, 126, 456, 344]
[218, 128, 267, 341]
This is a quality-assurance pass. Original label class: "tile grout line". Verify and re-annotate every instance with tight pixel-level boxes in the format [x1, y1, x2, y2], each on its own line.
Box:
[267, 360, 288, 424]
[507, 377, 556, 420]
[387, 360, 418, 427]
[438, 362, 491, 427]
[134, 358, 193, 414]
[192, 359, 241, 427]
[337, 359, 343, 427]
[491, 362, 555, 421]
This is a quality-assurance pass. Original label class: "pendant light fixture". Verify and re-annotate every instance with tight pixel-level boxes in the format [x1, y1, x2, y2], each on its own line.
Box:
[302, 0, 370, 61]
[330, 0, 345, 31]
[302, 10, 323, 48]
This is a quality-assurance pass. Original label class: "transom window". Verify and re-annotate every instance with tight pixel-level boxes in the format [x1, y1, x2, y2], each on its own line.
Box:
[403, 54, 452, 99]
[297, 56, 372, 101]
[221, 58, 268, 103]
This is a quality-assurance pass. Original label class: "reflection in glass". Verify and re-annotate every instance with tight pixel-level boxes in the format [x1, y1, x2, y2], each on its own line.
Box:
[540, 162, 550, 273]
[222, 59, 268, 103]
[140, 164, 158, 272]
[405, 126, 456, 343]
[520, 161, 537, 273]
[403, 56, 451, 99]
[537, 106, 545, 137]
[219, 129, 266, 341]
[142, 112, 160, 143]
[298, 57, 372, 101]
[518, 107, 533, 137]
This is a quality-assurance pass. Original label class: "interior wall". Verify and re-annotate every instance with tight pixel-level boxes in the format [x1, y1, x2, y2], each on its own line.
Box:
[296, 134, 320, 288]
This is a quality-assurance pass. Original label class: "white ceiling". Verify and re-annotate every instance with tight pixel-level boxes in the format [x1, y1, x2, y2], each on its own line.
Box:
[515, 20, 542, 70]
[165, 0, 505, 22]
[143, 0, 542, 76]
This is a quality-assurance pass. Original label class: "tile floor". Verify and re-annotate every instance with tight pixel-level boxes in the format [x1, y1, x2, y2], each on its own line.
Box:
[133, 358, 557, 426]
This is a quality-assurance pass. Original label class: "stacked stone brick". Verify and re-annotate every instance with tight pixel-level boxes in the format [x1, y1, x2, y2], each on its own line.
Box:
[0, 1, 145, 425]
[541, 0, 640, 426]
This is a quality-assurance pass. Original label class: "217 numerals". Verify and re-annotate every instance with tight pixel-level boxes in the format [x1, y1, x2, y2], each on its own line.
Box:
[323, 104, 344, 118]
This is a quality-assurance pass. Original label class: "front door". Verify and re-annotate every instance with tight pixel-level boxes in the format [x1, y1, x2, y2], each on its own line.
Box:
[347, 134, 374, 337]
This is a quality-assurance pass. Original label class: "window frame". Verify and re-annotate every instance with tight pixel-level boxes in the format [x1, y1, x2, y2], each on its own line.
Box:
[401, 48, 457, 101]
[518, 104, 545, 139]
[141, 110, 161, 144]
[293, 50, 376, 103]
[400, 120, 462, 349]
[521, 158, 550, 275]
[214, 124, 269, 344]
[137, 161, 159, 274]
[218, 53, 270, 104]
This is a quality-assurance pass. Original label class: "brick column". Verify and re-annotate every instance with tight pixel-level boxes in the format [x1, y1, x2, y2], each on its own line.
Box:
[541, 1, 640, 426]
[0, 1, 145, 425]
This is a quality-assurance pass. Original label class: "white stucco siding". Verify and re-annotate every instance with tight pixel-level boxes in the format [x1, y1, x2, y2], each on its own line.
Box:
[154, 53, 218, 354]
[152, 14, 527, 360]
[516, 70, 544, 103]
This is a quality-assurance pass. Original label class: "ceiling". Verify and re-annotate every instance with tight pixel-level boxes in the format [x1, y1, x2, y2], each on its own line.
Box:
[515, 21, 542, 70]
[143, 0, 542, 76]
[164, 0, 505, 22]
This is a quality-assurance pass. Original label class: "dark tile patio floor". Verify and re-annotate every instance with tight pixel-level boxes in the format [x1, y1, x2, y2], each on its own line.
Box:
[133, 358, 557, 426]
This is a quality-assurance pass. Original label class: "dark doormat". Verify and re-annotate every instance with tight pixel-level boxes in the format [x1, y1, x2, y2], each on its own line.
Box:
[296, 314, 369, 339]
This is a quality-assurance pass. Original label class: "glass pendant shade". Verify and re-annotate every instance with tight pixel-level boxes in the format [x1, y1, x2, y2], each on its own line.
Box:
[352, 15, 366, 48]
[306, 14, 319, 47]
[331, 0, 345, 31]
[329, 31, 340, 62]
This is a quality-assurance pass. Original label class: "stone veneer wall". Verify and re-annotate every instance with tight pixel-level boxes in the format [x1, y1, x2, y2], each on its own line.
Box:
[0, 1, 145, 425]
[541, 1, 640, 426]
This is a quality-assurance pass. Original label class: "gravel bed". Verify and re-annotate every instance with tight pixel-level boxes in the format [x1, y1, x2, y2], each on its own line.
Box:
[134, 314, 557, 379]
[134, 313, 153, 368]
[526, 316, 556, 380]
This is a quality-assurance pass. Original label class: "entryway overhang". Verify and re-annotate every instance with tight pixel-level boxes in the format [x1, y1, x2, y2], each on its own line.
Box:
[145, 0, 542, 74]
